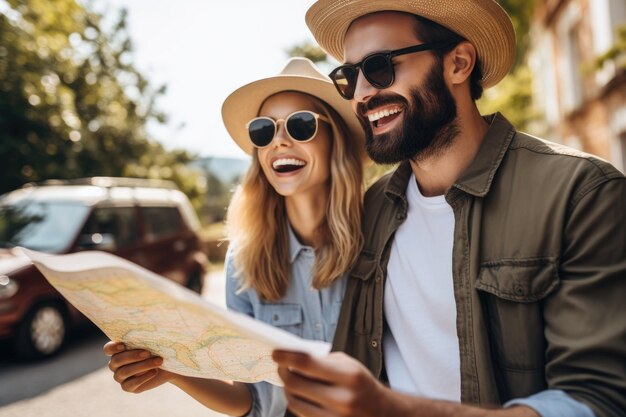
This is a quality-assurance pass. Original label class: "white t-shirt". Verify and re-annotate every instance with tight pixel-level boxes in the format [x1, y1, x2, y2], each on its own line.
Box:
[383, 173, 461, 401]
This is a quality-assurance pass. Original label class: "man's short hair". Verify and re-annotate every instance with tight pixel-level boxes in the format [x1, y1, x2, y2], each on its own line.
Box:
[412, 15, 484, 100]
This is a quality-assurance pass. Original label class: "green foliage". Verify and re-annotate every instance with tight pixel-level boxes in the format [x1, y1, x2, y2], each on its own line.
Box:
[498, 0, 537, 68]
[286, 41, 327, 63]
[594, 25, 626, 70]
[478, 65, 539, 132]
[0, 0, 204, 210]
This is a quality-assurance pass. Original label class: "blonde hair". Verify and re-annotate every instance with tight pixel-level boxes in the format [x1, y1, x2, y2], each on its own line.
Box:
[226, 93, 364, 301]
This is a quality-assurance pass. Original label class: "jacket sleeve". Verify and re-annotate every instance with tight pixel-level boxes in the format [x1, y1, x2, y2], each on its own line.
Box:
[543, 177, 626, 417]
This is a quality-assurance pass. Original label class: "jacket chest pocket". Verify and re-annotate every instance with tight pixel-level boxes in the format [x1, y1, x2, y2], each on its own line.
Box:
[475, 259, 559, 372]
[257, 303, 304, 338]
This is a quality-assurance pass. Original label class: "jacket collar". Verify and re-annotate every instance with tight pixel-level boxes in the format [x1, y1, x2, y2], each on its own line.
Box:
[453, 113, 516, 197]
[384, 113, 515, 202]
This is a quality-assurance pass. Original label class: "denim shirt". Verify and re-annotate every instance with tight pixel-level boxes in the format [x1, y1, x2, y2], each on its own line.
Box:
[226, 226, 347, 417]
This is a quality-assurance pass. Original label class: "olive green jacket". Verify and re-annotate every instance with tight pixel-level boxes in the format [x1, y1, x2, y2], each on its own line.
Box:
[332, 114, 626, 417]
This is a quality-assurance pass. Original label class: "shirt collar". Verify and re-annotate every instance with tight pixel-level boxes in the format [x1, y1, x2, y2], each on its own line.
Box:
[384, 113, 515, 202]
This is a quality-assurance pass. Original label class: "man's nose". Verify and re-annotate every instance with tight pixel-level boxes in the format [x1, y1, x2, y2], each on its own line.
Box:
[352, 70, 378, 104]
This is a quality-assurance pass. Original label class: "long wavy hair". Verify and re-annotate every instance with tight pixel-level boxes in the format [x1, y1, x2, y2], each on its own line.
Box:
[226, 92, 364, 301]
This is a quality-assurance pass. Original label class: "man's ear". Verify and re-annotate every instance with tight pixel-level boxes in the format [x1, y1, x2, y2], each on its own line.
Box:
[445, 41, 477, 86]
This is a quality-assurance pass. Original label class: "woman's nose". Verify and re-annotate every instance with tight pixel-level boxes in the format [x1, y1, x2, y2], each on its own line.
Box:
[271, 122, 292, 147]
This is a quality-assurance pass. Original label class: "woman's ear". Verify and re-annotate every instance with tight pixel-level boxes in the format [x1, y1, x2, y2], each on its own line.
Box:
[445, 41, 477, 86]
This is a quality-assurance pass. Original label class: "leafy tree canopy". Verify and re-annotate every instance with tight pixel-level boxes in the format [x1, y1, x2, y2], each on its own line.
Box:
[0, 0, 205, 209]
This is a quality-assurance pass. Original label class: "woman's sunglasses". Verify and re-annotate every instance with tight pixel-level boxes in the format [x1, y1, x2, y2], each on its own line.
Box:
[329, 40, 454, 100]
[246, 110, 329, 148]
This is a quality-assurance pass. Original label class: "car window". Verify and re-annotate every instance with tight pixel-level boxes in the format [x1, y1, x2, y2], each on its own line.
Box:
[141, 207, 182, 242]
[0, 201, 90, 252]
[79, 207, 140, 249]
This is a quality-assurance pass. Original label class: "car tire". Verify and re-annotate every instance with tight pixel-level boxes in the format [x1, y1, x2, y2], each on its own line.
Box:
[15, 301, 67, 359]
[186, 270, 203, 294]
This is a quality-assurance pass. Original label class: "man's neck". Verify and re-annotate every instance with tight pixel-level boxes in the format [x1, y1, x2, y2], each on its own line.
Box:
[410, 106, 489, 197]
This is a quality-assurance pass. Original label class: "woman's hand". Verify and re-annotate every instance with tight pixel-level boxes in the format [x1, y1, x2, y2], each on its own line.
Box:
[103, 341, 175, 393]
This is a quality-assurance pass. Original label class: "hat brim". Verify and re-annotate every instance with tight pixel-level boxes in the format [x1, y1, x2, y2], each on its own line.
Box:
[222, 74, 365, 156]
[306, 0, 516, 88]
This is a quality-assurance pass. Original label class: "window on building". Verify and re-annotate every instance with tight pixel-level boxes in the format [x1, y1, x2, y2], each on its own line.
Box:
[619, 131, 626, 173]
[557, 3, 584, 113]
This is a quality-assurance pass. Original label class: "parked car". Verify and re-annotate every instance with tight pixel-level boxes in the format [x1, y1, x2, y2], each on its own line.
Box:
[0, 177, 208, 358]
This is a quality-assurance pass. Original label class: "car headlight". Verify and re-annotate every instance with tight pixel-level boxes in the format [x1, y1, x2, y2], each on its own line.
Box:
[0, 275, 19, 299]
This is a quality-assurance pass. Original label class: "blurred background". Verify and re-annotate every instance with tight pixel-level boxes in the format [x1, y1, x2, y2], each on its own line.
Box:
[0, 0, 624, 415]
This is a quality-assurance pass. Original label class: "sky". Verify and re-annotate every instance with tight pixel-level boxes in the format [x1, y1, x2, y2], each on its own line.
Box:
[102, 0, 330, 160]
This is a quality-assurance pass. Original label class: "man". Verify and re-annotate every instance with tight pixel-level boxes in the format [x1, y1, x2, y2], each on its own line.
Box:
[272, 1, 626, 417]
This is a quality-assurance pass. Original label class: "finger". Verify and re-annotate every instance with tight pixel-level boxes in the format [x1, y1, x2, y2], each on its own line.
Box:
[284, 391, 337, 417]
[113, 356, 163, 383]
[108, 349, 155, 372]
[103, 341, 126, 356]
[131, 369, 172, 393]
[120, 369, 159, 393]
[273, 351, 353, 384]
[278, 365, 348, 411]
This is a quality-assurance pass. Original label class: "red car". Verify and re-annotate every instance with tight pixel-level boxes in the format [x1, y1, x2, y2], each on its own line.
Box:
[0, 177, 208, 358]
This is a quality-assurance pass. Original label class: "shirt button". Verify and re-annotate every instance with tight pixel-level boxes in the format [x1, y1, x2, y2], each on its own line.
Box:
[371, 340, 378, 348]
[273, 314, 279, 321]
[315, 323, 322, 330]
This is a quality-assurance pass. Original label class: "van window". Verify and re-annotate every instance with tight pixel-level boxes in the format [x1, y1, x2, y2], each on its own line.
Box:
[141, 207, 182, 242]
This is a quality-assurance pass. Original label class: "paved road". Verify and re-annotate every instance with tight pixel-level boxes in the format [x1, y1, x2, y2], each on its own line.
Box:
[0, 271, 230, 417]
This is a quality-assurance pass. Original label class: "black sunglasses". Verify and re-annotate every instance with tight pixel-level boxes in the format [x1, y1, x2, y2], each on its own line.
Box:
[246, 110, 329, 148]
[329, 40, 455, 100]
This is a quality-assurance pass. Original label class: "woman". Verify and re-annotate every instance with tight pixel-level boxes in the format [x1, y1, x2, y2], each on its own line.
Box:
[104, 57, 366, 417]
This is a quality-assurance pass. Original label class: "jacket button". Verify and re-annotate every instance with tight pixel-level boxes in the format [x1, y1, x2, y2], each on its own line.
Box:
[375, 274, 382, 282]
[273, 314, 279, 321]
[514, 284, 524, 295]
[371, 340, 378, 348]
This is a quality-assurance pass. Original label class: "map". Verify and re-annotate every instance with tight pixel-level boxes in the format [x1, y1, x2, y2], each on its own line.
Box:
[21, 248, 330, 386]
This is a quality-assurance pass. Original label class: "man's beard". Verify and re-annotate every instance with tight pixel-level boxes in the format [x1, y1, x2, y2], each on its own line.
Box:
[357, 61, 459, 164]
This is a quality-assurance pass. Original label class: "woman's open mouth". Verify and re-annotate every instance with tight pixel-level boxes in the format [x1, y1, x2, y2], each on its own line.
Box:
[272, 158, 306, 174]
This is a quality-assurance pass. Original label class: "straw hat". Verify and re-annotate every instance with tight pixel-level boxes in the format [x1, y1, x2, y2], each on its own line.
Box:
[306, 0, 516, 88]
[222, 57, 365, 156]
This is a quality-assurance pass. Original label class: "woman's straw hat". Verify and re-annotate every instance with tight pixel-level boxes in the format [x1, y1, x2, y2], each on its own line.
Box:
[222, 57, 365, 155]
[306, 0, 516, 89]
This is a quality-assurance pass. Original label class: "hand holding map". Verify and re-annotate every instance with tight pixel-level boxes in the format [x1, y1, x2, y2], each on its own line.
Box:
[20, 248, 330, 386]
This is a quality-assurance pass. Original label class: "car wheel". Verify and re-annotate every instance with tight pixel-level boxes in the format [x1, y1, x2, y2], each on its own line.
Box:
[186, 271, 203, 294]
[15, 301, 67, 359]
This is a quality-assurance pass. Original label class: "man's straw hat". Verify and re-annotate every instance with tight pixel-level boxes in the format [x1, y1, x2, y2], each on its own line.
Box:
[306, 0, 516, 88]
[222, 57, 365, 155]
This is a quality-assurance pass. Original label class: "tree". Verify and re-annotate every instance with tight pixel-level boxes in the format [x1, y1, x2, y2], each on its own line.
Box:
[0, 0, 204, 209]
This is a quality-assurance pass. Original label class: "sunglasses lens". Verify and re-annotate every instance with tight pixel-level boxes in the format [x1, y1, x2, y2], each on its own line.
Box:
[363, 54, 394, 88]
[286, 112, 317, 141]
[331, 66, 358, 99]
[248, 118, 275, 147]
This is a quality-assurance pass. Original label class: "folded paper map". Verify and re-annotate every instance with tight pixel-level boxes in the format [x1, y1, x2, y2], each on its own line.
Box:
[20, 248, 330, 386]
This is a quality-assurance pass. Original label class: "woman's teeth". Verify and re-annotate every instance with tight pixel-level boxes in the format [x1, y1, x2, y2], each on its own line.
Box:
[272, 158, 306, 173]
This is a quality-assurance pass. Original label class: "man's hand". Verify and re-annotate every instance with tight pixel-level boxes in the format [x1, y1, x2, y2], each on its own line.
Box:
[273, 350, 390, 417]
[273, 350, 541, 417]
[104, 341, 175, 394]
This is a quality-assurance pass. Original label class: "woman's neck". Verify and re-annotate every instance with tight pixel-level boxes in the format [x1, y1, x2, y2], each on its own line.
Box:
[285, 190, 328, 248]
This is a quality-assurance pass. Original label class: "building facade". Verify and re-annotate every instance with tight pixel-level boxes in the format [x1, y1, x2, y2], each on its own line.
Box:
[528, 0, 626, 171]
